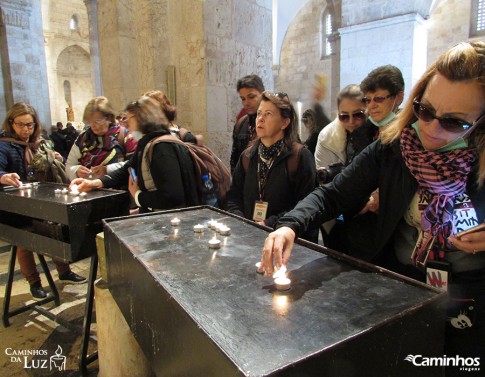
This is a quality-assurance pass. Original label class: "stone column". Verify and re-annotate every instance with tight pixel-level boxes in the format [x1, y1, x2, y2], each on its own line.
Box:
[0, 0, 51, 125]
[339, 0, 434, 98]
[84, 0, 103, 97]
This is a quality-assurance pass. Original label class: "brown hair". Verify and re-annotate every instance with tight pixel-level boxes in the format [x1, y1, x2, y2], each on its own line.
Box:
[259, 91, 299, 149]
[125, 96, 169, 134]
[143, 90, 177, 122]
[380, 41, 485, 187]
[2, 102, 42, 144]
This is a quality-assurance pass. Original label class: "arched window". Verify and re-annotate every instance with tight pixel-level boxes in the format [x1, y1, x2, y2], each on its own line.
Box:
[69, 14, 80, 32]
[470, 0, 485, 37]
[320, 9, 334, 59]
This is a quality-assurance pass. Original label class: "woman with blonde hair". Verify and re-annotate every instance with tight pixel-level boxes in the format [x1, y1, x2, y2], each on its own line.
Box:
[65, 96, 138, 180]
[71, 96, 200, 212]
[260, 41, 485, 371]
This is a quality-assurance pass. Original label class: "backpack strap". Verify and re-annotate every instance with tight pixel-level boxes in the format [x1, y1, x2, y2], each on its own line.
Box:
[287, 143, 303, 183]
[233, 114, 249, 138]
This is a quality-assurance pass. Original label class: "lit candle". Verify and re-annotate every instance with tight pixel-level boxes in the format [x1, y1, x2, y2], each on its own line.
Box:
[79, 192, 87, 197]
[272, 265, 287, 279]
[219, 226, 231, 236]
[54, 189, 62, 194]
[208, 238, 221, 249]
[209, 221, 219, 230]
[171, 217, 181, 226]
[193, 224, 204, 233]
[32, 182, 39, 186]
[61, 188, 68, 194]
[23, 183, 32, 188]
[274, 277, 291, 291]
[255, 262, 264, 274]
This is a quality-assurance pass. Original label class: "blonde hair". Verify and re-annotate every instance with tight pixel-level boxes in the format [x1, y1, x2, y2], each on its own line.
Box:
[380, 41, 485, 187]
[82, 96, 116, 124]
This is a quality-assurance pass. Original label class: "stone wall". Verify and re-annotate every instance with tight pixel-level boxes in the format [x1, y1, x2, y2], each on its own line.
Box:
[427, 0, 473, 64]
[0, 0, 51, 126]
[97, 0, 272, 165]
[276, 0, 335, 141]
[42, 0, 92, 128]
[204, 0, 273, 162]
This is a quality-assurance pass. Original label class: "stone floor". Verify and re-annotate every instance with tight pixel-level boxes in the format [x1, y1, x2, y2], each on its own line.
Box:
[0, 242, 99, 377]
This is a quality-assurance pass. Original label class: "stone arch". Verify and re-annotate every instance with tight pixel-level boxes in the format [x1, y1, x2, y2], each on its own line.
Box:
[55, 45, 93, 124]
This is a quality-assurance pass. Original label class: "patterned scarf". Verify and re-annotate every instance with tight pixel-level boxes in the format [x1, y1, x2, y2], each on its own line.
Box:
[400, 125, 476, 265]
[77, 124, 124, 168]
[258, 139, 285, 196]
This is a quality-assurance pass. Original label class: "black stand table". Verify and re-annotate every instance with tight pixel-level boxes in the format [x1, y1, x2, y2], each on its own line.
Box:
[0, 182, 129, 374]
[104, 207, 447, 377]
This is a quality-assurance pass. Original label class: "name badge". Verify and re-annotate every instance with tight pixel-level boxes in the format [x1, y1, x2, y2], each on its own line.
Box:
[253, 201, 268, 222]
[425, 260, 451, 292]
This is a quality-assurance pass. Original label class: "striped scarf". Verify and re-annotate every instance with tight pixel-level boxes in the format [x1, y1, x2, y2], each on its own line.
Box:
[77, 124, 124, 168]
[400, 125, 476, 265]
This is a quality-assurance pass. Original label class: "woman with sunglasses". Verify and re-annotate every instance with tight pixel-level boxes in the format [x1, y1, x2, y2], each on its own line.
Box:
[0, 103, 86, 300]
[360, 64, 405, 128]
[314, 84, 371, 184]
[260, 41, 485, 371]
[65, 96, 138, 181]
[227, 91, 318, 242]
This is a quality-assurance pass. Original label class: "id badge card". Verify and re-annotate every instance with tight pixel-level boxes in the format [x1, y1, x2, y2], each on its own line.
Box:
[426, 260, 451, 292]
[253, 201, 268, 222]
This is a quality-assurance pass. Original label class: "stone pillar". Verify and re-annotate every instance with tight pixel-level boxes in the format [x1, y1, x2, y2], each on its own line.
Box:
[339, 13, 427, 98]
[339, 0, 434, 99]
[204, 0, 273, 164]
[0, 0, 51, 125]
[84, 0, 103, 97]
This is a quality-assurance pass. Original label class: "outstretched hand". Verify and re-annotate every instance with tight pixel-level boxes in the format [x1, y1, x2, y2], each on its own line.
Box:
[260, 227, 296, 276]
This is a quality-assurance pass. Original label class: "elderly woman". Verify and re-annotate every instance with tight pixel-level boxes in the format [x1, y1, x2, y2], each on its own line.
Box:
[65, 96, 138, 181]
[314, 84, 371, 184]
[71, 96, 200, 212]
[261, 42, 485, 370]
[227, 91, 317, 242]
[0, 103, 85, 300]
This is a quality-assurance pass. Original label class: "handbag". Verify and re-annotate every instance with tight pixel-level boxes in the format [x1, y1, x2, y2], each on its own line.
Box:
[30, 141, 70, 184]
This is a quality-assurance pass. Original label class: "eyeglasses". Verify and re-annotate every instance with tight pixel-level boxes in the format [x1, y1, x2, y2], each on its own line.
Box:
[12, 121, 35, 129]
[361, 94, 393, 105]
[266, 91, 290, 102]
[338, 110, 366, 123]
[92, 118, 107, 126]
[413, 99, 485, 134]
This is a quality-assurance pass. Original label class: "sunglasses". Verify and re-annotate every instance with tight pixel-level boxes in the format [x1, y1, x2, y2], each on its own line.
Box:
[413, 99, 485, 134]
[338, 110, 366, 123]
[361, 94, 392, 105]
[266, 91, 290, 102]
[12, 121, 35, 129]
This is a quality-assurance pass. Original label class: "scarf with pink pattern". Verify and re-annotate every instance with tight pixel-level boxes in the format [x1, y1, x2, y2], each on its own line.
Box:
[400, 125, 476, 265]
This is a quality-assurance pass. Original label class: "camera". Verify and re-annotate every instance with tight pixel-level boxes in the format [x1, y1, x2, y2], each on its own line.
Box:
[317, 162, 345, 185]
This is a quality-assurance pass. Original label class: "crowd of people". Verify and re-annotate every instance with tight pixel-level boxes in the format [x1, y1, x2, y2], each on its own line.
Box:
[0, 41, 484, 373]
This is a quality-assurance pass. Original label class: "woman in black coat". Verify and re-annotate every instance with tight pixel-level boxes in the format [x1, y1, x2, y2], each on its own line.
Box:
[227, 91, 317, 242]
[71, 96, 199, 212]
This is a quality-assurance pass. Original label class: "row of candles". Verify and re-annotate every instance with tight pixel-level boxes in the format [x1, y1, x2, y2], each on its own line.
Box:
[171, 216, 291, 291]
[53, 185, 87, 196]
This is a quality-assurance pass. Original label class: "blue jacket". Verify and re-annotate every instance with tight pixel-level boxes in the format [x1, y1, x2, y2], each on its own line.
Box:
[0, 131, 27, 180]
